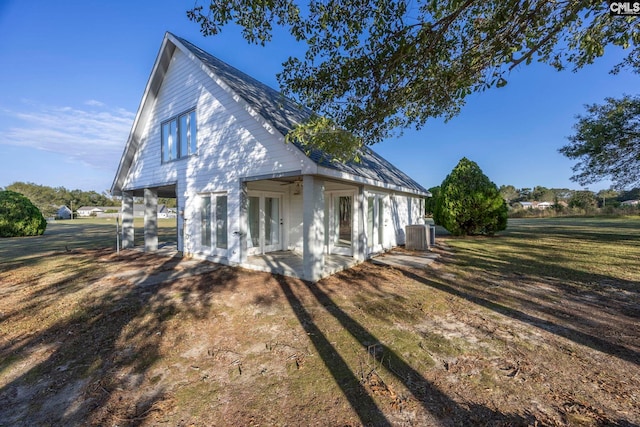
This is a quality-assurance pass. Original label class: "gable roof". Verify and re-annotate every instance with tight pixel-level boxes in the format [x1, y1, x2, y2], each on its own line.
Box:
[111, 33, 429, 196]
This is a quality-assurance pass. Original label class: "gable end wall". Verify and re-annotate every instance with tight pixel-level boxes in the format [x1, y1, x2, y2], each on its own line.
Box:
[122, 48, 306, 195]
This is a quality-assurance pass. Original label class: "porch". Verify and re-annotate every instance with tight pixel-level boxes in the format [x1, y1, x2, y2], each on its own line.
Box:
[242, 250, 359, 280]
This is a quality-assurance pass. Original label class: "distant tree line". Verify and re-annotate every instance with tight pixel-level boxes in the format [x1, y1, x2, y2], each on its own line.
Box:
[2, 182, 118, 219]
[1, 182, 178, 219]
[498, 185, 640, 213]
[427, 185, 640, 219]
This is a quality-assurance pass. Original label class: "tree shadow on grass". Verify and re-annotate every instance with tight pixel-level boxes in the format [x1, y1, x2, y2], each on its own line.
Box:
[274, 274, 537, 426]
[0, 221, 177, 268]
[274, 275, 392, 426]
[398, 264, 640, 367]
[452, 236, 640, 291]
[0, 249, 234, 426]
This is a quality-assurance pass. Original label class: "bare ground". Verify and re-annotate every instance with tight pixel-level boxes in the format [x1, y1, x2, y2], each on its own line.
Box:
[0, 243, 638, 426]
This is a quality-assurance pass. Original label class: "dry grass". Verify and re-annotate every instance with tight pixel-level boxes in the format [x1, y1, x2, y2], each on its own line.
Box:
[0, 217, 638, 426]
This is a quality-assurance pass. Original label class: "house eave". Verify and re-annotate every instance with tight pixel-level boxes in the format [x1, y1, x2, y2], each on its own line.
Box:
[316, 165, 430, 197]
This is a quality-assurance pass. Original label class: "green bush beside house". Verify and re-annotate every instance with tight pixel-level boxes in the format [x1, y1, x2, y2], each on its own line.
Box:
[434, 158, 508, 236]
[0, 190, 47, 237]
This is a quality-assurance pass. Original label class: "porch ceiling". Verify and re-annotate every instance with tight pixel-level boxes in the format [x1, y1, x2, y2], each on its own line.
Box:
[128, 185, 177, 198]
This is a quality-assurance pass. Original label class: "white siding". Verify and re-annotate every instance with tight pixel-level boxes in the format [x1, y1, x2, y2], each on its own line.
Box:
[122, 48, 309, 257]
[389, 194, 425, 246]
[120, 41, 428, 263]
[123, 48, 305, 195]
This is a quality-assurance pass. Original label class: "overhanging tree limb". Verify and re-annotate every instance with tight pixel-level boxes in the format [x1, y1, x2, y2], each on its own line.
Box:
[560, 95, 640, 190]
[188, 1, 639, 159]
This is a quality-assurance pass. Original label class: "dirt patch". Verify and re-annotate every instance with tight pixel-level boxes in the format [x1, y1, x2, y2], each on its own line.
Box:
[0, 245, 638, 426]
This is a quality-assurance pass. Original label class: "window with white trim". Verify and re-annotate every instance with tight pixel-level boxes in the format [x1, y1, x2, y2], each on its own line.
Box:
[162, 110, 197, 163]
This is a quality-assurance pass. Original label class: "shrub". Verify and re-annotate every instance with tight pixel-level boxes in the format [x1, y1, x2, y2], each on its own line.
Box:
[425, 186, 440, 216]
[0, 191, 47, 237]
[434, 157, 508, 236]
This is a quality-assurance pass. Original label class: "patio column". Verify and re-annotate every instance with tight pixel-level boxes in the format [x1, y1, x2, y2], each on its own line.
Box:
[302, 175, 325, 282]
[121, 191, 134, 248]
[228, 180, 247, 265]
[176, 184, 184, 254]
[354, 185, 366, 261]
[144, 188, 158, 251]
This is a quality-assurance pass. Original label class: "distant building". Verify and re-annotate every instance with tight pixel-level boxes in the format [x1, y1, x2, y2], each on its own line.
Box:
[621, 200, 639, 206]
[77, 206, 105, 217]
[56, 205, 72, 219]
[76, 205, 170, 218]
[76, 206, 121, 217]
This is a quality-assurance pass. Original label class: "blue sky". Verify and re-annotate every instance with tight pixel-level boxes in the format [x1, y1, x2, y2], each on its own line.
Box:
[1, 1, 638, 194]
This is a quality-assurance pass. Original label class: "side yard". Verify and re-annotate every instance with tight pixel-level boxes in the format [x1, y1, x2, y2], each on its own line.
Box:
[0, 217, 638, 426]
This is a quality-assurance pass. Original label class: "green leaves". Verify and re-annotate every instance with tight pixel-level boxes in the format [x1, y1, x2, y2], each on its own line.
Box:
[560, 95, 640, 190]
[285, 115, 363, 162]
[187, 0, 304, 45]
[188, 1, 638, 154]
[0, 191, 47, 237]
[433, 158, 508, 236]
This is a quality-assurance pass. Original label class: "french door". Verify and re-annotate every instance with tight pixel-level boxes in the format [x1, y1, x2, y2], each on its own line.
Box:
[367, 194, 386, 253]
[198, 193, 228, 256]
[247, 192, 283, 255]
[328, 191, 355, 256]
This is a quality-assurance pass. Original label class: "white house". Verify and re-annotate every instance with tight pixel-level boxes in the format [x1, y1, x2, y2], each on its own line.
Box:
[56, 205, 72, 220]
[536, 201, 553, 209]
[77, 206, 121, 217]
[77, 206, 105, 217]
[111, 33, 430, 281]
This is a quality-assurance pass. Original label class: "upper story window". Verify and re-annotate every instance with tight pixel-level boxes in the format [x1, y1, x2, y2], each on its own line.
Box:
[162, 109, 197, 163]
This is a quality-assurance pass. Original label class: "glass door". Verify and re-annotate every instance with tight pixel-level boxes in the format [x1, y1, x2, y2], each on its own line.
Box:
[198, 194, 228, 256]
[263, 196, 281, 252]
[200, 196, 212, 249]
[247, 193, 283, 255]
[366, 194, 386, 254]
[247, 196, 261, 255]
[330, 192, 354, 256]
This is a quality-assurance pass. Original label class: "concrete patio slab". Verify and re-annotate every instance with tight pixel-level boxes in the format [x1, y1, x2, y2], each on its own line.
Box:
[370, 250, 439, 270]
[242, 251, 358, 280]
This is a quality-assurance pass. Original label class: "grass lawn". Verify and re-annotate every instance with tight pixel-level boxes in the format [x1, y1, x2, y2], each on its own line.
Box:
[0, 217, 638, 426]
[0, 217, 177, 264]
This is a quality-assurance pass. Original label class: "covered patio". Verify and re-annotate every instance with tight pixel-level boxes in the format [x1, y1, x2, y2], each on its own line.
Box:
[131, 244, 359, 281]
[242, 250, 359, 280]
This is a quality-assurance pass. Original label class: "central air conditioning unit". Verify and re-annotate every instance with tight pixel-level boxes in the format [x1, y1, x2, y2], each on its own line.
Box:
[428, 224, 436, 247]
[406, 224, 427, 250]
[405, 224, 436, 250]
